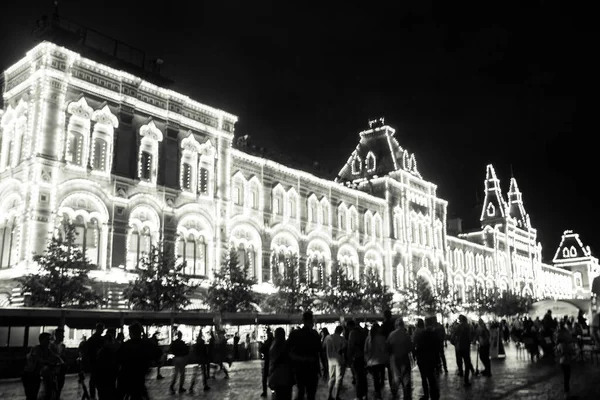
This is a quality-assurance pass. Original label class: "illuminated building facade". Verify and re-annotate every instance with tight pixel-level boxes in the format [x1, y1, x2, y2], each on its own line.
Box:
[0, 42, 597, 308]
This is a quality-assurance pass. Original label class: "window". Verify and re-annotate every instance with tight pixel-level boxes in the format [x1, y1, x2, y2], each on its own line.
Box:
[179, 236, 207, 276]
[92, 138, 107, 171]
[128, 226, 152, 269]
[66, 129, 85, 166]
[233, 185, 242, 205]
[274, 196, 282, 214]
[181, 163, 192, 190]
[140, 151, 152, 181]
[0, 224, 17, 268]
[366, 151, 376, 172]
[138, 121, 163, 185]
[198, 167, 209, 194]
[288, 200, 294, 217]
[351, 155, 361, 175]
[90, 105, 118, 173]
[251, 191, 258, 209]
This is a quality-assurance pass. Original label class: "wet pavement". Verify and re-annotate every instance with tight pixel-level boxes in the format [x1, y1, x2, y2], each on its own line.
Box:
[1, 344, 599, 399]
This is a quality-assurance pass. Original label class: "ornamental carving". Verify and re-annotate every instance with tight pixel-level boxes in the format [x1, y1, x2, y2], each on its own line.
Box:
[92, 105, 119, 127]
[67, 97, 94, 119]
[139, 120, 163, 142]
[181, 133, 202, 153]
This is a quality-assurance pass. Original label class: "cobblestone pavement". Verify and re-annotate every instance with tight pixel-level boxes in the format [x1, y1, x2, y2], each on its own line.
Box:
[1, 344, 599, 399]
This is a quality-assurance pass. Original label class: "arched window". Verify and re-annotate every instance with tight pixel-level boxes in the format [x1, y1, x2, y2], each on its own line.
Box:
[91, 105, 118, 174]
[178, 235, 207, 277]
[65, 98, 93, 168]
[197, 140, 216, 196]
[366, 151, 376, 172]
[0, 217, 19, 269]
[138, 121, 163, 185]
[352, 155, 361, 175]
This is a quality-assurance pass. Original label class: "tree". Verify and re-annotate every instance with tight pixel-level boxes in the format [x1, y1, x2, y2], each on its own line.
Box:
[360, 268, 394, 314]
[123, 244, 197, 311]
[262, 254, 315, 313]
[320, 262, 362, 314]
[17, 224, 104, 308]
[434, 278, 457, 318]
[206, 249, 258, 313]
[398, 275, 436, 316]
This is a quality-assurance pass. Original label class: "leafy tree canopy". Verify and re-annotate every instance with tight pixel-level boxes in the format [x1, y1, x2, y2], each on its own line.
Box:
[262, 254, 315, 313]
[123, 244, 197, 311]
[206, 249, 258, 313]
[360, 268, 394, 314]
[17, 224, 104, 309]
[398, 275, 436, 316]
[319, 262, 362, 314]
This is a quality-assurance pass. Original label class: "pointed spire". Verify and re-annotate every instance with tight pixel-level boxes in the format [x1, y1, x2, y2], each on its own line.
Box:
[480, 164, 507, 223]
[507, 177, 529, 228]
[508, 177, 523, 204]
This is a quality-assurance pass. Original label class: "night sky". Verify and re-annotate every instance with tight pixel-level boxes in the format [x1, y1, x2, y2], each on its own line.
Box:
[1, 1, 597, 261]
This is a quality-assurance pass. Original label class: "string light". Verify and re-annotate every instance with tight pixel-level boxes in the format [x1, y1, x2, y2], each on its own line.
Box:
[2, 41, 596, 302]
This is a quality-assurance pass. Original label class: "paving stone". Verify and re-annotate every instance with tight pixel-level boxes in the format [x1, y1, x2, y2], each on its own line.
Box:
[1, 344, 598, 399]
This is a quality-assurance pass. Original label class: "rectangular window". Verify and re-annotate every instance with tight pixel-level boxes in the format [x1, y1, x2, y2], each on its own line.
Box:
[251, 191, 258, 209]
[233, 186, 242, 205]
[141, 151, 152, 181]
[198, 167, 209, 194]
[274, 198, 281, 214]
[182, 163, 192, 190]
[92, 139, 107, 171]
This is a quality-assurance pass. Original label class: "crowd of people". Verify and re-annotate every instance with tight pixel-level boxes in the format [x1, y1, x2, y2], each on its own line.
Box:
[18, 308, 600, 400]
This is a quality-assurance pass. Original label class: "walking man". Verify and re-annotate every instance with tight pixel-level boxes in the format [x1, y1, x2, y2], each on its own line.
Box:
[323, 325, 347, 400]
[169, 331, 189, 394]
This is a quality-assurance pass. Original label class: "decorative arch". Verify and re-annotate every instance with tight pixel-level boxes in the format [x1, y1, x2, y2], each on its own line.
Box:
[337, 202, 348, 232]
[176, 212, 212, 275]
[416, 267, 435, 291]
[307, 193, 319, 224]
[90, 105, 119, 174]
[56, 191, 110, 268]
[364, 248, 384, 278]
[0, 191, 23, 268]
[337, 243, 359, 280]
[365, 151, 376, 172]
[270, 230, 299, 255]
[454, 275, 465, 302]
[522, 284, 533, 298]
[272, 183, 285, 216]
[247, 175, 263, 211]
[306, 238, 332, 285]
[126, 204, 161, 269]
[286, 187, 299, 219]
[348, 205, 359, 231]
[65, 97, 93, 168]
[138, 120, 163, 184]
[270, 229, 299, 282]
[319, 196, 330, 226]
[231, 171, 246, 206]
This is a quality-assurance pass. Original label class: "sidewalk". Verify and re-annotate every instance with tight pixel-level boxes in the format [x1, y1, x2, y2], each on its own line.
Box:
[1, 345, 598, 399]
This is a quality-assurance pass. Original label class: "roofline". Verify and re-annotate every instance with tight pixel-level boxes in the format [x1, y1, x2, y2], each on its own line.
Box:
[3, 41, 238, 123]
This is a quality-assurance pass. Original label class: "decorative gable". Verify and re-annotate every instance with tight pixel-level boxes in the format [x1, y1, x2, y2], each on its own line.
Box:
[336, 119, 421, 184]
[480, 164, 508, 224]
[507, 177, 530, 229]
[553, 230, 593, 263]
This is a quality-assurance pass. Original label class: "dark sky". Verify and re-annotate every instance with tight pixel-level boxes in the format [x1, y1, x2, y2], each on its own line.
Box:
[1, 1, 597, 262]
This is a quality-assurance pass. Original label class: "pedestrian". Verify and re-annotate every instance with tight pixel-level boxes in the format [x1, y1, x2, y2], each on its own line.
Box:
[347, 319, 368, 400]
[234, 332, 240, 360]
[476, 319, 492, 377]
[323, 325, 347, 400]
[454, 315, 474, 387]
[386, 318, 413, 400]
[268, 327, 294, 400]
[414, 317, 440, 400]
[287, 311, 321, 400]
[190, 331, 211, 394]
[364, 323, 388, 400]
[556, 322, 575, 398]
[260, 328, 274, 397]
[169, 331, 189, 394]
[85, 323, 105, 399]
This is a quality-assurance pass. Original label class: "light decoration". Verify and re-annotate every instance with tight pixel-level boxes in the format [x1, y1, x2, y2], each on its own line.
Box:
[64, 97, 93, 168]
[137, 121, 163, 185]
[480, 164, 507, 221]
[180, 134, 202, 193]
[365, 151, 376, 172]
[0, 42, 584, 302]
[90, 105, 119, 175]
